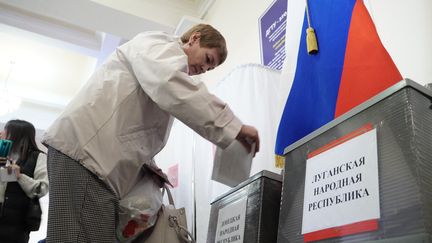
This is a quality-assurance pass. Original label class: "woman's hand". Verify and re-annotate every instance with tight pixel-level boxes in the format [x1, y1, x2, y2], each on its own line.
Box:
[7, 163, 21, 179]
[236, 125, 260, 157]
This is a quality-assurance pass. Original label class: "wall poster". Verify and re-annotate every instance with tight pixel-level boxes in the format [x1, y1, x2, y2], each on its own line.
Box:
[259, 0, 287, 70]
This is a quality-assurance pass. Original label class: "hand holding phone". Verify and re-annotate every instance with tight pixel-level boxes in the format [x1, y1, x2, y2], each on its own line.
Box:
[0, 166, 18, 182]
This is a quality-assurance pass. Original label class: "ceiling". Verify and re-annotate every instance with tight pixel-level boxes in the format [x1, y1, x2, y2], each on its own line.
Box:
[0, 0, 212, 116]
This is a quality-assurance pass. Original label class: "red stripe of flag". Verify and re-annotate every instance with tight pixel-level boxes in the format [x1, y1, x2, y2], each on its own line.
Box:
[334, 0, 402, 117]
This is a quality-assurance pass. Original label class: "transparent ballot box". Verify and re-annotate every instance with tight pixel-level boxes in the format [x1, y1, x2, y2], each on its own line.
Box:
[277, 80, 432, 243]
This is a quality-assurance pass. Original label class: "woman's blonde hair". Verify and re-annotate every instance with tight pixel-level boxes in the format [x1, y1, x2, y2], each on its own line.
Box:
[181, 24, 228, 64]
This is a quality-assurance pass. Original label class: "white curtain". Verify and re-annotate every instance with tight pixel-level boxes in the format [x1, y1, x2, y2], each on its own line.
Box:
[155, 63, 283, 242]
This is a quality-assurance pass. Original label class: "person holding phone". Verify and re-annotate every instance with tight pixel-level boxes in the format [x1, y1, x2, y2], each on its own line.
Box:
[0, 120, 49, 243]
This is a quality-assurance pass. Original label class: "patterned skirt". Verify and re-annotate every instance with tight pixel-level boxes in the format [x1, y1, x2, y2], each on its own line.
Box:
[46, 147, 119, 243]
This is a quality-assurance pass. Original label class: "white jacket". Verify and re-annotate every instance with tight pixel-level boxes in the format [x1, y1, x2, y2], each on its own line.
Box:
[42, 32, 242, 198]
[0, 153, 49, 202]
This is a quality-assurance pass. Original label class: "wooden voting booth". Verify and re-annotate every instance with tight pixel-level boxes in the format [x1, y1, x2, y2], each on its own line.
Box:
[277, 79, 432, 242]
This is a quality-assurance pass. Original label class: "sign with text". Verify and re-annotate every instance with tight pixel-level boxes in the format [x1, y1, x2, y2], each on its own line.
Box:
[302, 125, 380, 241]
[259, 0, 287, 70]
[215, 198, 247, 243]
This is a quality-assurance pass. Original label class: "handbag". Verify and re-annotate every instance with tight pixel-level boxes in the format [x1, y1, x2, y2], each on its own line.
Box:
[143, 186, 195, 243]
[25, 197, 42, 231]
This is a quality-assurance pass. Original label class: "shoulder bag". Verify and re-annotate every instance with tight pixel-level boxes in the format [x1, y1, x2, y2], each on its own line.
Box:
[142, 186, 195, 243]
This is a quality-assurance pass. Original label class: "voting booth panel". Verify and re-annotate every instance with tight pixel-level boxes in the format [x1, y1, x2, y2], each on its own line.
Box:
[207, 170, 282, 243]
[277, 80, 432, 243]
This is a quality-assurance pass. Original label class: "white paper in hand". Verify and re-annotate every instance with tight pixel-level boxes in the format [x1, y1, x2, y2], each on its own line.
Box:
[211, 140, 255, 187]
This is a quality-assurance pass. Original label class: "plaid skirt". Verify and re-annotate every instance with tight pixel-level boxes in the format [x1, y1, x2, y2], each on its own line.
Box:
[46, 147, 119, 243]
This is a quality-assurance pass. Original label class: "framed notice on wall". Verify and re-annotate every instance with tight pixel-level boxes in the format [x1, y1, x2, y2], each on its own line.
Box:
[259, 0, 287, 70]
[302, 124, 381, 242]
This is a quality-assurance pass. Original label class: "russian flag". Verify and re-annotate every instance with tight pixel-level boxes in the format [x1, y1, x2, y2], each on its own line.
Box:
[275, 0, 402, 161]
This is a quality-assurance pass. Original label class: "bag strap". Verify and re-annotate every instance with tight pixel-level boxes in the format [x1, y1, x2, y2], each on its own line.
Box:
[169, 215, 196, 243]
[162, 185, 196, 243]
[163, 185, 175, 206]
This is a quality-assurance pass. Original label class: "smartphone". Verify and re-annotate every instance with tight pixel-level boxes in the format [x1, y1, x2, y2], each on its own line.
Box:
[0, 140, 13, 158]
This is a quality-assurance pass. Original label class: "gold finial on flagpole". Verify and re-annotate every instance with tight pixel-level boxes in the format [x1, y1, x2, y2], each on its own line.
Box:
[306, 0, 318, 54]
[275, 155, 285, 169]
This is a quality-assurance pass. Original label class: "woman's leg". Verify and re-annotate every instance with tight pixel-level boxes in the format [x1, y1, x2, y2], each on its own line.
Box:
[46, 147, 118, 243]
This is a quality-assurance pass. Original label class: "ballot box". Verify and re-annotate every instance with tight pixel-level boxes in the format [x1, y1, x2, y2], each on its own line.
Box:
[207, 170, 282, 243]
[277, 79, 432, 243]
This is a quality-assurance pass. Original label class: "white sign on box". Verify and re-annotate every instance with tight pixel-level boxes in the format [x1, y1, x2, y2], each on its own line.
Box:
[215, 197, 247, 243]
[302, 127, 380, 236]
[212, 140, 255, 187]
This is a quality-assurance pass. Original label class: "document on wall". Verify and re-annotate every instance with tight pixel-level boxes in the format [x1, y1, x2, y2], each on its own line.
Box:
[211, 140, 255, 187]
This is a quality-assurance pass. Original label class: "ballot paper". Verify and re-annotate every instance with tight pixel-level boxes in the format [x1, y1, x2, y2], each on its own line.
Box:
[211, 140, 255, 187]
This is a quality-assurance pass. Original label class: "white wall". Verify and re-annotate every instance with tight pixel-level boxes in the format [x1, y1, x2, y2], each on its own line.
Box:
[202, 0, 432, 87]
[200, 0, 275, 85]
[366, 0, 432, 85]
[91, 0, 197, 28]
[0, 25, 97, 130]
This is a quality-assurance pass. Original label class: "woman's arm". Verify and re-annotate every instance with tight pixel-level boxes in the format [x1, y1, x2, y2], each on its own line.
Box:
[17, 153, 49, 198]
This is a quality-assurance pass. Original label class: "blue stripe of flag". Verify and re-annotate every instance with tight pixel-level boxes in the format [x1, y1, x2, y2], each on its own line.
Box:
[275, 0, 356, 155]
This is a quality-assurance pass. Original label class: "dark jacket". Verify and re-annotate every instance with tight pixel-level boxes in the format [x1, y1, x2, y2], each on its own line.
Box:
[0, 151, 40, 243]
